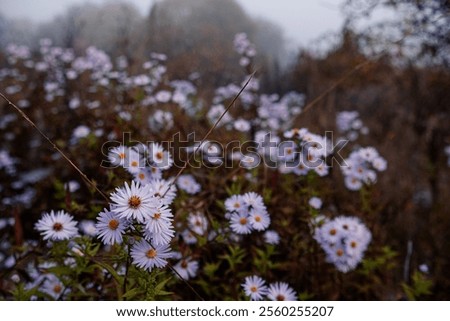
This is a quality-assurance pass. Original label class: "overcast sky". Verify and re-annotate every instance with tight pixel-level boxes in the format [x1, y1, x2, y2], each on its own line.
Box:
[0, 0, 346, 47]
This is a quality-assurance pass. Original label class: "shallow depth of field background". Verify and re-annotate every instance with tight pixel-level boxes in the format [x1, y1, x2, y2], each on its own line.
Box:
[0, 0, 449, 300]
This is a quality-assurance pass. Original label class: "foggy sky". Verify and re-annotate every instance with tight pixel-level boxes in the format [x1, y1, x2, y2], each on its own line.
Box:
[0, 0, 345, 47]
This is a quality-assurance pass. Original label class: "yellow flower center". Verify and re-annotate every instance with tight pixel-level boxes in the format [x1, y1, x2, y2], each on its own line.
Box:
[336, 249, 344, 257]
[108, 219, 119, 230]
[153, 212, 161, 219]
[53, 222, 63, 231]
[250, 286, 257, 293]
[128, 195, 141, 209]
[254, 215, 261, 222]
[329, 228, 336, 236]
[156, 152, 163, 160]
[146, 249, 157, 258]
[239, 217, 247, 225]
[53, 285, 62, 294]
[276, 294, 285, 301]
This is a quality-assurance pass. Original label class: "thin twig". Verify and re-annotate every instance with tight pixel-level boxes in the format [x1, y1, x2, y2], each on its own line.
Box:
[299, 59, 373, 116]
[162, 257, 205, 301]
[162, 72, 256, 197]
[0, 92, 109, 202]
[122, 245, 132, 299]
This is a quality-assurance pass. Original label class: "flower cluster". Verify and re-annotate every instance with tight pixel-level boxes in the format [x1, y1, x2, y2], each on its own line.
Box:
[314, 216, 372, 273]
[208, 33, 304, 134]
[255, 92, 304, 132]
[336, 110, 369, 141]
[242, 275, 297, 301]
[225, 192, 270, 234]
[233, 33, 257, 68]
[108, 143, 173, 179]
[101, 179, 176, 271]
[341, 146, 387, 190]
[276, 128, 331, 176]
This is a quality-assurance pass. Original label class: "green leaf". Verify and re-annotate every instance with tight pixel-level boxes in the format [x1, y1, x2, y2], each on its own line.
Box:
[93, 262, 123, 284]
[123, 288, 143, 299]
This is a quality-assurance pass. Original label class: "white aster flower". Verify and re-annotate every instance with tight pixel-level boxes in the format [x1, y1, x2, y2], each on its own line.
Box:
[144, 224, 175, 246]
[188, 212, 208, 236]
[147, 179, 177, 205]
[177, 174, 201, 195]
[148, 143, 173, 170]
[267, 282, 297, 301]
[225, 195, 246, 213]
[173, 257, 199, 280]
[125, 150, 144, 174]
[35, 210, 78, 241]
[96, 209, 128, 245]
[248, 208, 270, 231]
[242, 275, 268, 301]
[230, 212, 253, 234]
[110, 181, 160, 223]
[108, 145, 129, 167]
[234, 118, 251, 132]
[41, 275, 65, 300]
[133, 167, 153, 185]
[144, 204, 173, 234]
[308, 197, 322, 209]
[79, 220, 96, 237]
[242, 192, 266, 211]
[263, 230, 280, 245]
[180, 229, 197, 244]
[130, 240, 172, 272]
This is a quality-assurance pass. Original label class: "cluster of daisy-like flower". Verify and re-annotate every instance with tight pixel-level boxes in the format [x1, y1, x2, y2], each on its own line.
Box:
[108, 143, 173, 182]
[274, 128, 331, 176]
[225, 192, 271, 234]
[1, 38, 198, 118]
[207, 33, 304, 135]
[254, 92, 304, 132]
[177, 211, 209, 246]
[100, 143, 179, 271]
[242, 275, 297, 301]
[336, 110, 369, 141]
[314, 216, 372, 273]
[104, 180, 175, 272]
[233, 32, 257, 68]
[341, 146, 387, 191]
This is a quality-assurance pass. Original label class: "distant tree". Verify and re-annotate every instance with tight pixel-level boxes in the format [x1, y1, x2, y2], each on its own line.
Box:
[141, 0, 286, 87]
[343, 0, 450, 67]
[36, 2, 143, 57]
[0, 14, 36, 48]
[142, 0, 253, 85]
